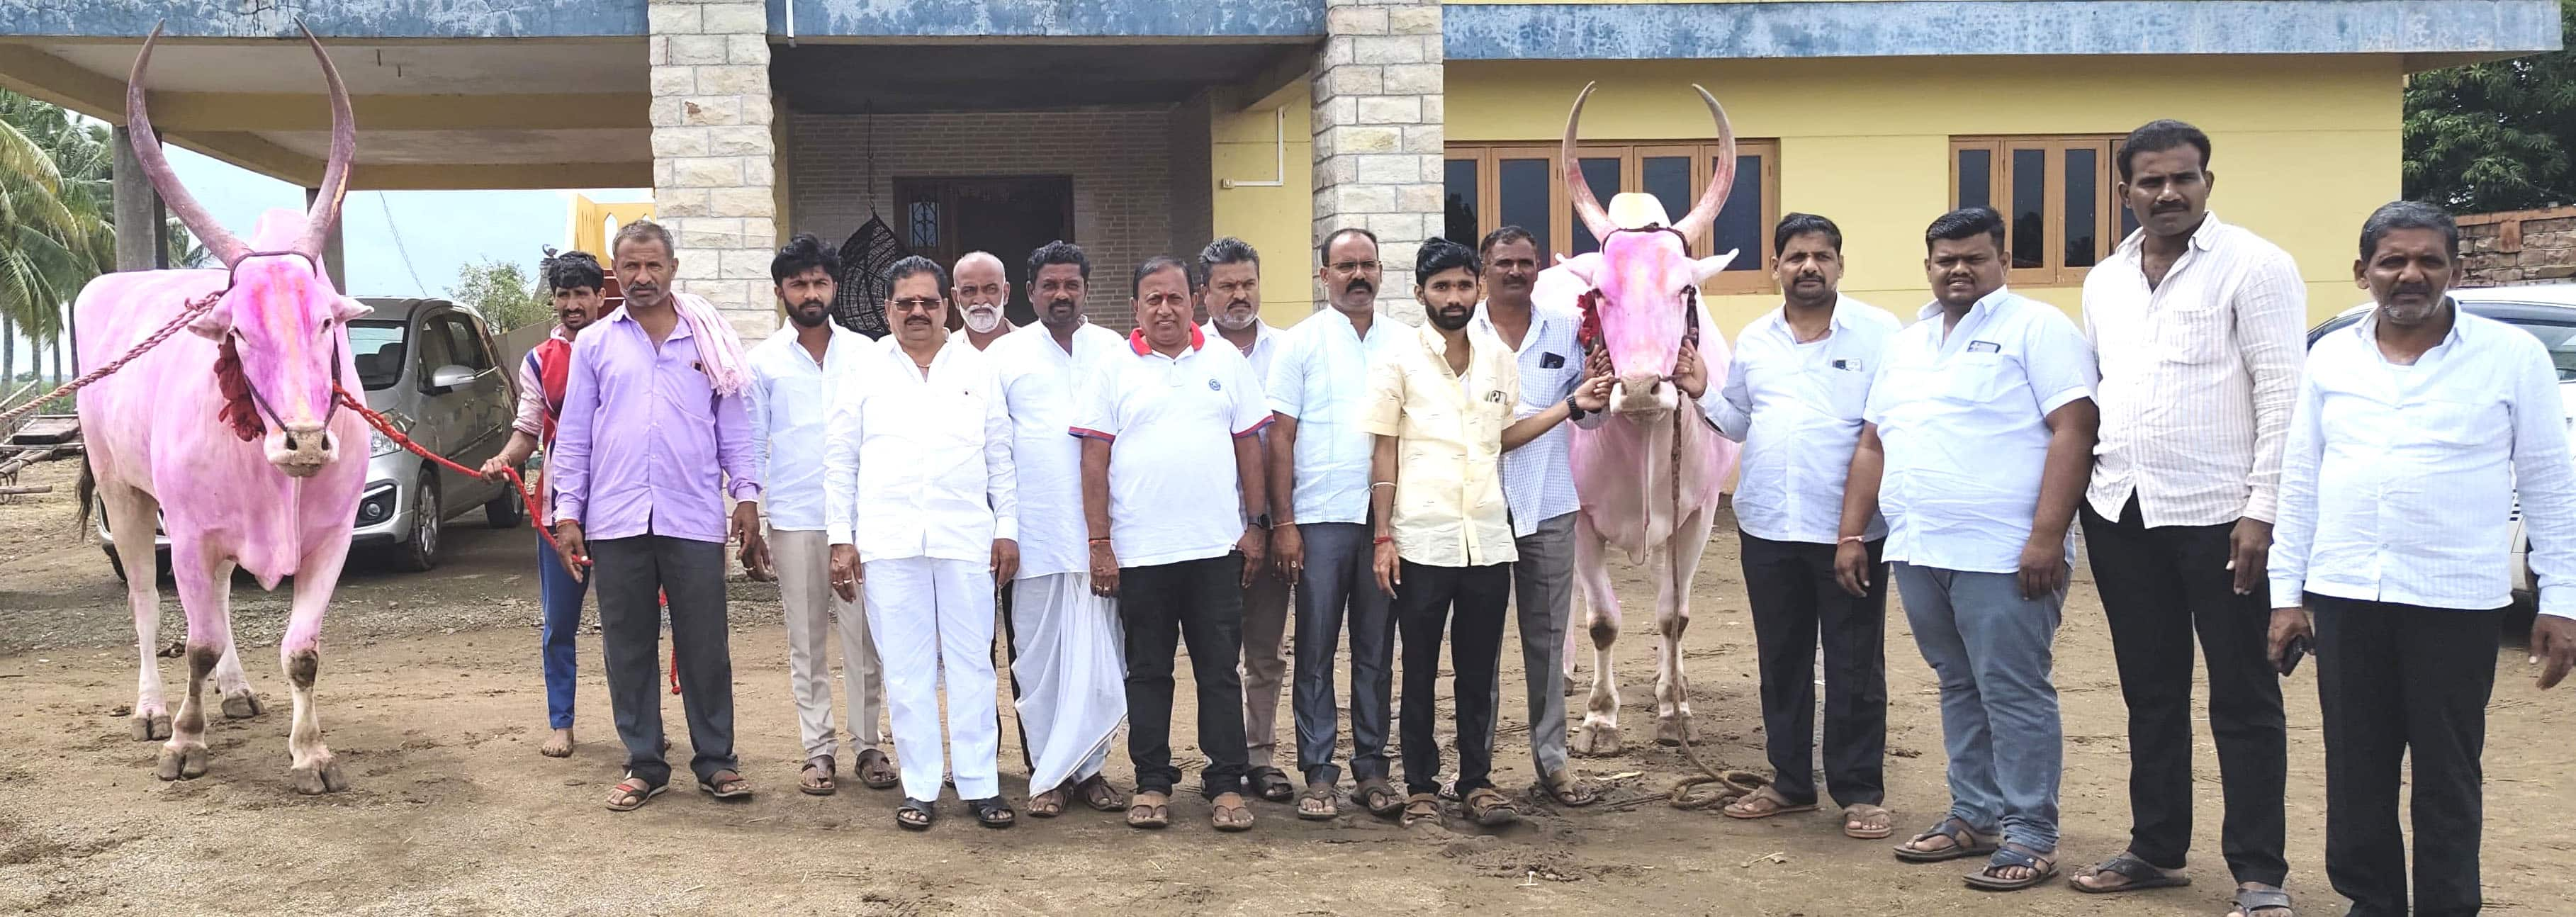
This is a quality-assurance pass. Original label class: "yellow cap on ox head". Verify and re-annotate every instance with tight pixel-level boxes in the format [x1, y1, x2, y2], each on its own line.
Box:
[1606, 193, 1674, 232]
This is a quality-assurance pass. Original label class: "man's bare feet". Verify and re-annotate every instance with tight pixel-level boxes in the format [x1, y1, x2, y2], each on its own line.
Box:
[539, 727, 574, 758]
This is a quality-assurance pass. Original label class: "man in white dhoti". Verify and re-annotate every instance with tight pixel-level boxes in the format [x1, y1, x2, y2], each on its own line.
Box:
[825, 256, 1020, 831]
[986, 240, 1131, 818]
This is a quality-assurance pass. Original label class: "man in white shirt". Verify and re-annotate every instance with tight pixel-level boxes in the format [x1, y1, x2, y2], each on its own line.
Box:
[1842, 207, 2098, 891]
[1195, 237, 1297, 805]
[1469, 225, 1608, 808]
[989, 241, 1129, 818]
[2268, 201, 2576, 917]
[1675, 213, 1900, 840]
[1266, 227, 1412, 819]
[741, 234, 893, 797]
[1076, 255, 1271, 833]
[953, 251, 1016, 351]
[2069, 122, 2303, 916]
[823, 256, 1019, 831]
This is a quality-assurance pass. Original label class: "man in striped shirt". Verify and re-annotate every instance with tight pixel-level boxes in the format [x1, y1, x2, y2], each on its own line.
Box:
[2068, 121, 2305, 917]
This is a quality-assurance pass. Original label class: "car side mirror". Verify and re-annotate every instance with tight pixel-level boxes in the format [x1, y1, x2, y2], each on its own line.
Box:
[427, 364, 477, 392]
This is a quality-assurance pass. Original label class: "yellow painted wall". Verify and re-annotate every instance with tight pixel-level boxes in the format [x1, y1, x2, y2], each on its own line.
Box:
[1209, 84, 1320, 327]
[568, 196, 658, 256]
[1447, 55, 2402, 335]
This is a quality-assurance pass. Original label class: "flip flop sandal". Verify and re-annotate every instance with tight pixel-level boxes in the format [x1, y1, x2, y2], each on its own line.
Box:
[1539, 770, 1599, 807]
[1463, 787, 1519, 826]
[2230, 887, 2295, 917]
[798, 755, 837, 796]
[854, 749, 899, 790]
[1842, 804, 1896, 840]
[1210, 794, 1254, 833]
[1400, 792, 1441, 828]
[1126, 792, 1171, 830]
[699, 770, 753, 800]
[969, 796, 1017, 829]
[896, 798, 936, 831]
[1356, 778, 1405, 818]
[2070, 852, 2192, 894]
[1296, 782, 1340, 821]
[1723, 786, 1819, 820]
[1076, 774, 1127, 812]
[1963, 845, 2059, 892]
[1894, 817, 2000, 863]
[1026, 786, 1069, 818]
[604, 776, 667, 812]
[1246, 766, 1295, 804]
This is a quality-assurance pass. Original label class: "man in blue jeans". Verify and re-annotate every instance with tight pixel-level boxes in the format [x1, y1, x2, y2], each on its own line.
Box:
[1836, 207, 2098, 891]
[483, 250, 607, 758]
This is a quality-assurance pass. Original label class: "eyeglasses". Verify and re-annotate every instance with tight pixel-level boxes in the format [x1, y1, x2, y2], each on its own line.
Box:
[890, 298, 942, 313]
[1329, 260, 1382, 275]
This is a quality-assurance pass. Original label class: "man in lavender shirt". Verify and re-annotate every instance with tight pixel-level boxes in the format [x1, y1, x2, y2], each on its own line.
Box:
[550, 220, 764, 811]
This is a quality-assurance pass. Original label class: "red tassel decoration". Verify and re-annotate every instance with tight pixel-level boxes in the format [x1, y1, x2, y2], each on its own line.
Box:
[213, 336, 264, 441]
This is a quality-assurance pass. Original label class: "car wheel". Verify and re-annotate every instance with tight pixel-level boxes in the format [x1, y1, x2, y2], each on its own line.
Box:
[397, 471, 441, 572]
[485, 485, 525, 529]
[106, 546, 127, 583]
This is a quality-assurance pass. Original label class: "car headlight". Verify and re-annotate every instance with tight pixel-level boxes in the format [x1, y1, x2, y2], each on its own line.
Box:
[370, 430, 400, 457]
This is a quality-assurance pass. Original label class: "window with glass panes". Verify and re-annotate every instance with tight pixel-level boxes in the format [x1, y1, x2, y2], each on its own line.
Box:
[1444, 140, 1781, 294]
[1950, 136, 2138, 287]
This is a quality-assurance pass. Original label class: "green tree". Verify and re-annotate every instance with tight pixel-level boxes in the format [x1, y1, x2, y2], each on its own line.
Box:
[446, 257, 549, 332]
[2404, 0, 2576, 211]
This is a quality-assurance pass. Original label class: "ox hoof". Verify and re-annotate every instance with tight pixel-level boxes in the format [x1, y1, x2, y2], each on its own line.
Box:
[288, 757, 348, 795]
[1654, 716, 1699, 747]
[130, 711, 171, 741]
[154, 743, 208, 781]
[220, 690, 265, 719]
[1572, 720, 1624, 757]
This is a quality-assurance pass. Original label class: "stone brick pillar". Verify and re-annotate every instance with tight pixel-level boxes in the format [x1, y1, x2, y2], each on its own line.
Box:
[1311, 0, 1444, 324]
[648, 0, 778, 341]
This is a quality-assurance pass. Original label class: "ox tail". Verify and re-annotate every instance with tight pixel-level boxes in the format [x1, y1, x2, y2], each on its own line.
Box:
[73, 461, 95, 540]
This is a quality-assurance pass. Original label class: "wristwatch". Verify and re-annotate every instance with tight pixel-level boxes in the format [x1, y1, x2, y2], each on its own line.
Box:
[1565, 391, 1587, 421]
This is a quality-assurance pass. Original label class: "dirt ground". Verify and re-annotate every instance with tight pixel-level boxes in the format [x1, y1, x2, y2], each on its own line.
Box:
[1, 455, 2570, 916]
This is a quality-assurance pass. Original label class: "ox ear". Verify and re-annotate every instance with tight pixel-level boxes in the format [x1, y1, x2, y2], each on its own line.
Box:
[1554, 252, 1602, 286]
[332, 296, 373, 322]
[1693, 250, 1740, 286]
[185, 298, 237, 342]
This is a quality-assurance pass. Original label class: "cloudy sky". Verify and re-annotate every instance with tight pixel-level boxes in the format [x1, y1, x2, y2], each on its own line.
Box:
[8, 144, 646, 376]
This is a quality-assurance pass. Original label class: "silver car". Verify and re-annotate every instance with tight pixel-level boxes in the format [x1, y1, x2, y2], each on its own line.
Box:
[2306, 283, 2576, 631]
[100, 296, 527, 577]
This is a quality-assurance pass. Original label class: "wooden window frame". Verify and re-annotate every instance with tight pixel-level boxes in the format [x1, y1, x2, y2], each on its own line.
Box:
[1445, 139, 1783, 295]
[1950, 135, 2122, 288]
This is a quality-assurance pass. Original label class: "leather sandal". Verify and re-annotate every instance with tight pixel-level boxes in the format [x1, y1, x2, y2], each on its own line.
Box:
[797, 755, 836, 796]
[1400, 792, 1440, 828]
[1463, 787, 1519, 826]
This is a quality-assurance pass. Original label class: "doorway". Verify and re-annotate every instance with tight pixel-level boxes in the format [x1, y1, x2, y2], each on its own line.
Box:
[892, 175, 1076, 326]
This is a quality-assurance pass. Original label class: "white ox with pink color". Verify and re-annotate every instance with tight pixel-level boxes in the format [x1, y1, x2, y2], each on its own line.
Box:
[1539, 84, 1746, 753]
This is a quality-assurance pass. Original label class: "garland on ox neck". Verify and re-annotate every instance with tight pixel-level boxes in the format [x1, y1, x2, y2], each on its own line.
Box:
[214, 336, 264, 441]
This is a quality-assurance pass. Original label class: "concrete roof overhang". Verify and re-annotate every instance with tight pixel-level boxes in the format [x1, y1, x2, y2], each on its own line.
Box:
[770, 40, 1319, 114]
[0, 35, 652, 190]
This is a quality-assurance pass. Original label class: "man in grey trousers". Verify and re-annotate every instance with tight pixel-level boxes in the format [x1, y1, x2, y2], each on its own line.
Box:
[1266, 227, 1414, 819]
[1468, 225, 1606, 806]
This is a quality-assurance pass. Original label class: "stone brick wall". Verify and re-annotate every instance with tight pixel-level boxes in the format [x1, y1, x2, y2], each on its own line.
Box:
[2460, 206, 2576, 288]
[647, 0, 778, 342]
[787, 110, 1175, 332]
[1311, 0, 1443, 324]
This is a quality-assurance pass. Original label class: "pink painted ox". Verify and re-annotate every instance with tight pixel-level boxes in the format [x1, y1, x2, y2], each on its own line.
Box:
[1545, 84, 1745, 753]
[73, 24, 366, 793]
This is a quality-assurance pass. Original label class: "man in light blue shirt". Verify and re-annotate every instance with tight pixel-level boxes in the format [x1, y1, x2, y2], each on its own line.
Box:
[1677, 213, 1900, 839]
[741, 233, 892, 797]
[1841, 207, 2098, 891]
[1266, 227, 1412, 818]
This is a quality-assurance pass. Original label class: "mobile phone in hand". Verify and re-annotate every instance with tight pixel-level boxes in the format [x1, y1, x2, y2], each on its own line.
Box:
[2276, 634, 2313, 676]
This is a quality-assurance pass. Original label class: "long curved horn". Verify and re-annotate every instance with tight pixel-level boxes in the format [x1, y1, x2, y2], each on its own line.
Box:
[1559, 81, 1613, 242]
[1670, 84, 1738, 243]
[293, 18, 354, 260]
[125, 22, 249, 266]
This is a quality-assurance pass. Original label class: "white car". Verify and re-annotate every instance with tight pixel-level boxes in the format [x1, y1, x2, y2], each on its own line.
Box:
[2307, 284, 2576, 627]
